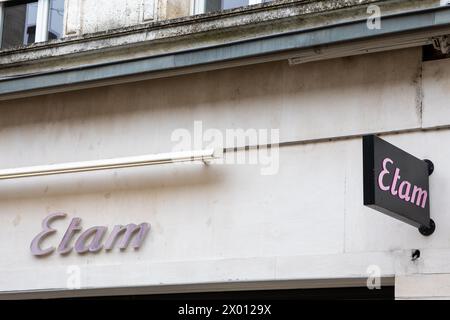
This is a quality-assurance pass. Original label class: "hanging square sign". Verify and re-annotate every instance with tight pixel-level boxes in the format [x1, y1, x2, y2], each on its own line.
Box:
[363, 135, 434, 234]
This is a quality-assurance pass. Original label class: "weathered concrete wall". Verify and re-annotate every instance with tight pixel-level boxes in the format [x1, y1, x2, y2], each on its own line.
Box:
[160, 0, 192, 20]
[422, 56, 450, 128]
[64, 0, 191, 36]
[0, 0, 441, 80]
[65, 0, 157, 36]
[0, 48, 450, 296]
[60, 0, 444, 37]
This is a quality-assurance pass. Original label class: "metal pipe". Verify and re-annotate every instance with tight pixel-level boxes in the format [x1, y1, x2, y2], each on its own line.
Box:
[0, 149, 219, 180]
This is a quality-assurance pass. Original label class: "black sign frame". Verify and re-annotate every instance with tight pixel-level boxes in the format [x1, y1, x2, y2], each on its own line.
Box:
[363, 135, 435, 236]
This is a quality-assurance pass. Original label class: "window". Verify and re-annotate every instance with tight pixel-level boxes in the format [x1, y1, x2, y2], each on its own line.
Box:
[1, 0, 38, 49]
[48, 0, 64, 40]
[193, 0, 273, 14]
[0, 0, 65, 50]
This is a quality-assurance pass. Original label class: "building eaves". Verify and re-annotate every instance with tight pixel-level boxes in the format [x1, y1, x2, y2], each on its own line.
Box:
[0, 0, 448, 99]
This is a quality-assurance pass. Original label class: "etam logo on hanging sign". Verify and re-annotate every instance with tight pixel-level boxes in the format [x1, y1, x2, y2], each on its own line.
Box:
[363, 135, 434, 233]
[377, 158, 428, 209]
[30, 213, 150, 256]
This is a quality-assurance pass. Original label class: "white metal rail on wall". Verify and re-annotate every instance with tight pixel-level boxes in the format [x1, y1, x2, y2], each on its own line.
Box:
[0, 149, 221, 180]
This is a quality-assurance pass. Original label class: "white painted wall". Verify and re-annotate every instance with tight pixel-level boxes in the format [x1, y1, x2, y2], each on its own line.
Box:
[0, 49, 450, 297]
[423, 57, 450, 128]
[64, 0, 156, 36]
[0, 49, 423, 168]
[396, 274, 450, 299]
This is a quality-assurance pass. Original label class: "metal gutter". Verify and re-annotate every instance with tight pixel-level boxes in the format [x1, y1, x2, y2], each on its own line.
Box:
[1, 6, 450, 98]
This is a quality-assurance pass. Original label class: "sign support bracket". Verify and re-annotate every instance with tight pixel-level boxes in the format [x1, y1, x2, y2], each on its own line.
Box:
[418, 159, 436, 236]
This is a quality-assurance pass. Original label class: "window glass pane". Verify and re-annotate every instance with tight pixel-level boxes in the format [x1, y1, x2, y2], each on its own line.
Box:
[1, 1, 38, 49]
[222, 0, 249, 10]
[204, 0, 250, 13]
[24, 2, 38, 44]
[48, 0, 64, 40]
[205, 0, 221, 13]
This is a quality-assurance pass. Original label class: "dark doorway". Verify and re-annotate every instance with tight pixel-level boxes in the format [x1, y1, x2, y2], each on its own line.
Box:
[59, 286, 394, 300]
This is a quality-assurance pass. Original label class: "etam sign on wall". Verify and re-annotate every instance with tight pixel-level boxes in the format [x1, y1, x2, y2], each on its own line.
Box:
[31, 213, 150, 256]
[363, 135, 435, 236]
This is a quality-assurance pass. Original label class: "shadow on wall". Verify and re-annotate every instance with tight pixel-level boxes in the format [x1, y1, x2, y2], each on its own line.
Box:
[0, 161, 224, 201]
[0, 50, 417, 129]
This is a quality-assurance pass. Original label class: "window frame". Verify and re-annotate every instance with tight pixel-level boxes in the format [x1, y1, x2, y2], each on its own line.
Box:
[0, 3, 4, 45]
[192, 0, 268, 15]
[0, 0, 58, 49]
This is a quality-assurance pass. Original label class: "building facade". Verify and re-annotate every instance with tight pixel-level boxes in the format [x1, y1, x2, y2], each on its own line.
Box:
[1, 0, 450, 300]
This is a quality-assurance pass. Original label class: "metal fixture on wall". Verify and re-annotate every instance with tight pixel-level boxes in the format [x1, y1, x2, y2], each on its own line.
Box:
[0, 149, 220, 180]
